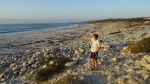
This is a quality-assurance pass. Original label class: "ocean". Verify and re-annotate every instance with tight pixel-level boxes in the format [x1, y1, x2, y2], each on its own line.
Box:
[0, 23, 79, 36]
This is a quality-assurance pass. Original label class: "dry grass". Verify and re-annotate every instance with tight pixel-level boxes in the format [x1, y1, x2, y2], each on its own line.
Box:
[52, 75, 84, 84]
[127, 37, 150, 54]
[30, 57, 72, 82]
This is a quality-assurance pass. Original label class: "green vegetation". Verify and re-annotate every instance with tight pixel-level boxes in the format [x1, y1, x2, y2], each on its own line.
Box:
[52, 75, 84, 84]
[31, 57, 72, 82]
[127, 37, 150, 54]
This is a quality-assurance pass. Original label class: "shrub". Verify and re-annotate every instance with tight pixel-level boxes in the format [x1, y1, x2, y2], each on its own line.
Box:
[52, 75, 84, 84]
[31, 57, 72, 82]
[127, 37, 150, 54]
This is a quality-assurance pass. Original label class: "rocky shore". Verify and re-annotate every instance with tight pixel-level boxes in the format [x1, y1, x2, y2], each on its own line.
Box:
[0, 21, 150, 84]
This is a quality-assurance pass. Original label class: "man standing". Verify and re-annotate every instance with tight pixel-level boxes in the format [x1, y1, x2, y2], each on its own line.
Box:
[82, 33, 101, 71]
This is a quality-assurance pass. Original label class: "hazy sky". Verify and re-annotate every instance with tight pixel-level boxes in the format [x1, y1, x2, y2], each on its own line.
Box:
[0, 0, 150, 24]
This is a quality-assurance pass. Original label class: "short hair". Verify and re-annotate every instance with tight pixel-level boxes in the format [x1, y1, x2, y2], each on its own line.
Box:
[93, 34, 98, 40]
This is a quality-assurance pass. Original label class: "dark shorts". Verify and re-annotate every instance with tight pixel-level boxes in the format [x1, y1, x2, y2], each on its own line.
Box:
[90, 52, 98, 60]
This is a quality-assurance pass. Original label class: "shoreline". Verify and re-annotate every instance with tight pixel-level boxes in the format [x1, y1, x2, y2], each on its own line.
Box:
[0, 23, 95, 56]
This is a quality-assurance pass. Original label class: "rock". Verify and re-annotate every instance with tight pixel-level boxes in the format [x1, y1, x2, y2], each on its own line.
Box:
[4, 68, 12, 74]
[30, 69, 38, 75]
[112, 58, 117, 62]
[127, 68, 134, 73]
[42, 65, 47, 69]
[143, 55, 150, 62]
[65, 61, 77, 67]
[145, 64, 150, 70]
[123, 46, 128, 51]
[79, 48, 84, 53]
[22, 62, 28, 67]
[3, 61, 13, 67]
[128, 59, 134, 63]
[26, 50, 30, 53]
[101, 44, 111, 48]
[0, 73, 4, 78]
[10, 63, 16, 68]
[12, 65, 22, 71]
[73, 57, 79, 61]
[28, 60, 35, 65]
[75, 50, 80, 55]
[143, 74, 150, 80]
[108, 74, 115, 80]
[21, 68, 27, 72]
[117, 77, 125, 84]
[36, 51, 41, 56]
[49, 61, 54, 65]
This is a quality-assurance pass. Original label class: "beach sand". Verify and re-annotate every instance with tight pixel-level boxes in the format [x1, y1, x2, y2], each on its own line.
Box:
[0, 21, 150, 84]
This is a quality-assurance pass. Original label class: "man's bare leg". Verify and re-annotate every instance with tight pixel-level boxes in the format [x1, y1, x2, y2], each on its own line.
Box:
[94, 60, 98, 71]
[91, 58, 95, 69]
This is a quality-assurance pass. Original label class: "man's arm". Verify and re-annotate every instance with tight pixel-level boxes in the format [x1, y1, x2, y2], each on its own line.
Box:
[81, 33, 91, 39]
[95, 47, 101, 53]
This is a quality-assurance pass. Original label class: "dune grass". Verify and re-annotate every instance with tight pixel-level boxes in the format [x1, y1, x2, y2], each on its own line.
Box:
[52, 75, 84, 84]
[127, 37, 150, 54]
[31, 57, 72, 82]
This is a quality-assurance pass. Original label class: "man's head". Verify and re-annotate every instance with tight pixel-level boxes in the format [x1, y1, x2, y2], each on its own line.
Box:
[93, 34, 98, 40]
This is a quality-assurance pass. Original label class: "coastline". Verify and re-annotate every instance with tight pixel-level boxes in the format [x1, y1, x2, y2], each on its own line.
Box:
[0, 23, 92, 56]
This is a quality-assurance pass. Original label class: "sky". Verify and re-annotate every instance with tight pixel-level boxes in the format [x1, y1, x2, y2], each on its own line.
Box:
[0, 0, 150, 24]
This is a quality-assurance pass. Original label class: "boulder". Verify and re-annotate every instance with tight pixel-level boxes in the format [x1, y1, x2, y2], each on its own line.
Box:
[65, 61, 77, 67]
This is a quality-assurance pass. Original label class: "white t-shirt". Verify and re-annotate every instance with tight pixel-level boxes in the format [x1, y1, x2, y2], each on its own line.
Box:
[91, 38, 100, 52]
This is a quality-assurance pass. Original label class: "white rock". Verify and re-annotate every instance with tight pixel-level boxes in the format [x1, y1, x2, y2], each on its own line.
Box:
[123, 46, 128, 51]
[26, 50, 30, 53]
[65, 61, 77, 67]
[42, 65, 47, 69]
[49, 61, 54, 65]
[112, 58, 117, 62]
[101, 44, 111, 48]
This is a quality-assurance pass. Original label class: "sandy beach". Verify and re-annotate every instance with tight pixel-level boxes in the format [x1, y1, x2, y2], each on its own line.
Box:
[0, 20, 150, 84]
